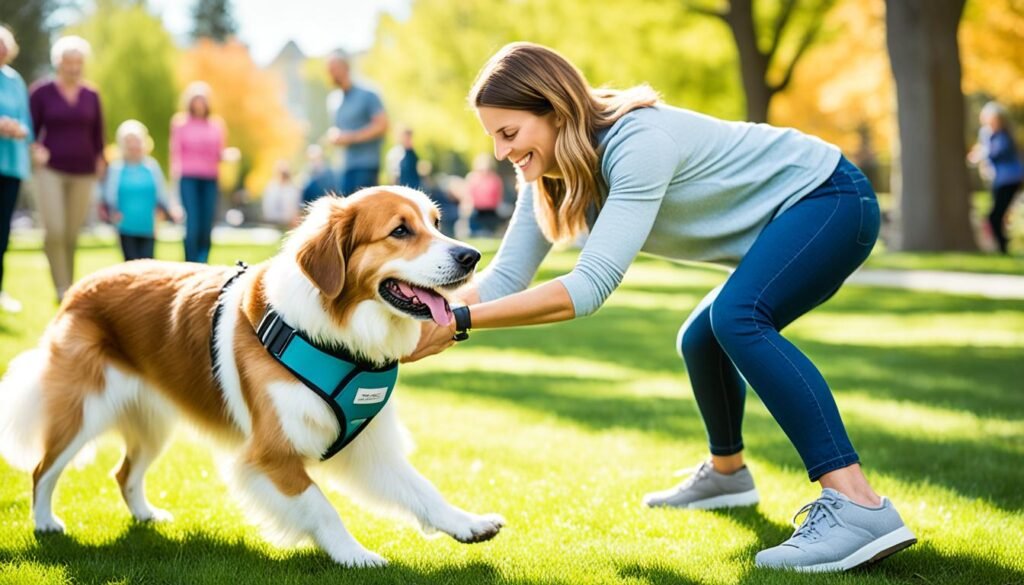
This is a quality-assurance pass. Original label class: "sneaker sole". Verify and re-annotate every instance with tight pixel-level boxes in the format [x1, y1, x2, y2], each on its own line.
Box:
[645, 488, 760, 510]
[779, 526, 917, 573]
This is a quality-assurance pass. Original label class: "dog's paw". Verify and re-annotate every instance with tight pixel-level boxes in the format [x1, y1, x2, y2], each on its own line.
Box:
[449, 512, 505, 544]
[328, 547, 388, 568]
[135, 507, 174, 523]
[34, 516, 66, 534]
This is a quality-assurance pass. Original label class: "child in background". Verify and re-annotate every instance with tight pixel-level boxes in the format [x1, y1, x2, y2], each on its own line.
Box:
[103, 120, 175, 261]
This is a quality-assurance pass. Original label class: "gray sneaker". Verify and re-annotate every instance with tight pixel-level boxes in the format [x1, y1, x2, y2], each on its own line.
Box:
[643, 461, 759, 509]
[755, 488, 917, 572]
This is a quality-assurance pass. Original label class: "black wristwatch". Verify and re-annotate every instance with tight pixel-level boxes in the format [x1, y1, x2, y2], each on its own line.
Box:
[452, 305, 472, 342]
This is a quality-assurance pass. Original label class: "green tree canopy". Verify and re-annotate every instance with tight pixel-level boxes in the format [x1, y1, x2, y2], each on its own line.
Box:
[361, 0, 743, 171]
[68, 1, 180, 170]
[191, 0, 238, 43]
[1, 0, 61, 82]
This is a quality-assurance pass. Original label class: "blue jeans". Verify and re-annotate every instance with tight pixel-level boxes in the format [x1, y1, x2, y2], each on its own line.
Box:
[339, 167, 379, 196]
[180, 177, 218, 263]
[678, 156, 880, 481]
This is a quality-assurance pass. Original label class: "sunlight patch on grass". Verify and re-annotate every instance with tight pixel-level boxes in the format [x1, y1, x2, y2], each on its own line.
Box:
[838, 393, 1023, 445]
[790, 312, 1024, 346]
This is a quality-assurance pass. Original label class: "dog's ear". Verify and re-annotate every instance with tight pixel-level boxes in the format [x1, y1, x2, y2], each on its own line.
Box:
[297, 210, 349, 299]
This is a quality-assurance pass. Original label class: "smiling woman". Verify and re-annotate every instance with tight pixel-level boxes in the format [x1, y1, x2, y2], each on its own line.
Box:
[406, 41, 918, 573]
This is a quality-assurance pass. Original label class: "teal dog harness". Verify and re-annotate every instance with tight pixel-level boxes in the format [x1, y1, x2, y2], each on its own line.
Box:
[255, 308, 398, 460]
[209, 263, 398, 460]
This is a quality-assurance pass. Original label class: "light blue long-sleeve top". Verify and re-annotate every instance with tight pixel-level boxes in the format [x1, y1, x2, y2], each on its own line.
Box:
[0, 65, 33, 180]
[103, 157, 170, 237]
[475, 104, 842, 317]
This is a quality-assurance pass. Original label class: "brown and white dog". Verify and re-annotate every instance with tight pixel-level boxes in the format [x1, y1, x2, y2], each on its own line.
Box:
[0, 187, 503, 567]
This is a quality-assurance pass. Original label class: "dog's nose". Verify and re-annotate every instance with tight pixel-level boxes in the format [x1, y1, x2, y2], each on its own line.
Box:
[451, 246, 481, 270]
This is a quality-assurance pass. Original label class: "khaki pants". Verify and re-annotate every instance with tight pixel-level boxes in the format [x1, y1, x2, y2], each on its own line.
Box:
[34, 167, 96, 299]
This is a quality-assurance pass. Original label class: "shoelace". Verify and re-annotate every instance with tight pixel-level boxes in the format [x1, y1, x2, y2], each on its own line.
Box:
[790, 492, 845, 541]
[672, 461, 713, 490]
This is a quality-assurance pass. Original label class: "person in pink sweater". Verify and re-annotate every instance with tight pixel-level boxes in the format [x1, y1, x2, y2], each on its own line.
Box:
[170, 81, 225, 263]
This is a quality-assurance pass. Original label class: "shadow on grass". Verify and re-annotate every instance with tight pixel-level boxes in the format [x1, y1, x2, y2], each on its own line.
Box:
[406, 291, 1023, 510]
[617, 507, 1023, 584]
[463, 303, 1024, 418]
[0, 523, 570, 585]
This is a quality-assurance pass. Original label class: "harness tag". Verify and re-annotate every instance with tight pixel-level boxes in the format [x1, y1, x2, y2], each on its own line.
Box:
[353, 387, 388, 405]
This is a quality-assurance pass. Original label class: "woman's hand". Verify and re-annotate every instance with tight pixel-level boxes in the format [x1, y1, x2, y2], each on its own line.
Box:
[402, 320, 458, 363]
[30, 143, 49, 167]
[0, 117, 26, 139]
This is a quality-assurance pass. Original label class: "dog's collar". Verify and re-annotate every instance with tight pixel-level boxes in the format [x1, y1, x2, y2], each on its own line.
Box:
[255, 307, 399, 460]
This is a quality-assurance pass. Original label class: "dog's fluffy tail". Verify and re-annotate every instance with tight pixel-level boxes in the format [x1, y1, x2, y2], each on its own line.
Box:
[0, 348, 48, 471]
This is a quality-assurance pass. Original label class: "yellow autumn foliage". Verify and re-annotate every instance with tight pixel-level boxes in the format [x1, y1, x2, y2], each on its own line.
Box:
[177, 40, 303, 197]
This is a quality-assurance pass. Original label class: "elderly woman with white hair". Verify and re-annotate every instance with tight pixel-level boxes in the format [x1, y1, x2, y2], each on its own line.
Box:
[103, 120, 174, 261]
[0, 26, 33, 313]
[29, 35, 106, 302]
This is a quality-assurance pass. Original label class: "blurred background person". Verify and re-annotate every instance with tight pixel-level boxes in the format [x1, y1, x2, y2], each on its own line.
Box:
[325, 50, 388, 195]
[301, 143, 337, 206]
[170, 81, 225, 263]
[418, 160, 459, 237]
[466, 153, 502, 236]
[968, 101, 1022, 255]
[386, 127, 420, 189]
[103, 120, 174, 261]
[29, 35, 105, 302]
[262, 159, 301, 228]
[0, 26, 32, 313]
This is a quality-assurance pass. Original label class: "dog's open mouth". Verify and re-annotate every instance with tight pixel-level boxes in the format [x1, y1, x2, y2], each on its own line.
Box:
[379, 279, 454, 325]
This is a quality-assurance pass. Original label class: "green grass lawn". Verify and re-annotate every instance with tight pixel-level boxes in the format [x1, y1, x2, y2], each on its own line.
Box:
[1, 237, 1022, 584]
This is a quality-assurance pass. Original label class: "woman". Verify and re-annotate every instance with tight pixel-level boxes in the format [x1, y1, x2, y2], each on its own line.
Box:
[170, 81, 225, 263]
[410, 43, 915, 572]
[29, 35, 105, 302]
[0, 26, 32, 313]
[969, 101, 1022, 254]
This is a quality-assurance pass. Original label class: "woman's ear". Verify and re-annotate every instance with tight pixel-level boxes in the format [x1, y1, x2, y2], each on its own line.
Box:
[296, 209, 349, 299]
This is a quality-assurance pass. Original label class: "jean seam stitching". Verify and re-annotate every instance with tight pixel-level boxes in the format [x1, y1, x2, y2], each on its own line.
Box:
[761, 331, 844, 466]
[750, 191, 841, 336]
[807, 453, 859, 478]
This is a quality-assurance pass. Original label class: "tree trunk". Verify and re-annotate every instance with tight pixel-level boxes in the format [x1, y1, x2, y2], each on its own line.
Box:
[726, 0, 773, 123]
[885, 0, 975, 251]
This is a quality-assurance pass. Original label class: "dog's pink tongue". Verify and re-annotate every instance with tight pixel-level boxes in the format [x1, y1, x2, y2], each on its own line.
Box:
[397, 282, 452, 326]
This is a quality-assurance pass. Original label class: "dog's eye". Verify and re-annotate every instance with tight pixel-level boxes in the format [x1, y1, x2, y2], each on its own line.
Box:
[434, 218, 440, 229]
[390, 225, 411, 238]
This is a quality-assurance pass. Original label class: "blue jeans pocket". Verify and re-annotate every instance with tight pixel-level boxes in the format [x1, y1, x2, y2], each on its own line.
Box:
[856, 195, 880, 246]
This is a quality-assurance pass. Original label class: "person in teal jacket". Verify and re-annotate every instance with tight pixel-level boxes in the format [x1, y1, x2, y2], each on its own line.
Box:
[103, 120, 175, 261]
[0, 26, 32, 313]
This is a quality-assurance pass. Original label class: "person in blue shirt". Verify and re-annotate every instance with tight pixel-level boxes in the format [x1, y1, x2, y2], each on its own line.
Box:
[386, 127, 420, 189]
[0, 26, 32, 313]
[325, 50, 388, 196]
[418, 160, 459, 237]
[300, 144, 338, 206]
[409, 42, 916, 573]
[103, 120, 175, 261]
[969, 101, 1022, 254]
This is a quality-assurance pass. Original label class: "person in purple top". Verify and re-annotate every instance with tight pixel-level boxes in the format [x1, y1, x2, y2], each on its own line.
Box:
[29, 35, 105, 302]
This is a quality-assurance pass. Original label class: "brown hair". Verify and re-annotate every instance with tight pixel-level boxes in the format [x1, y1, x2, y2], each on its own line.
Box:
[469, 42, 658, 243]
